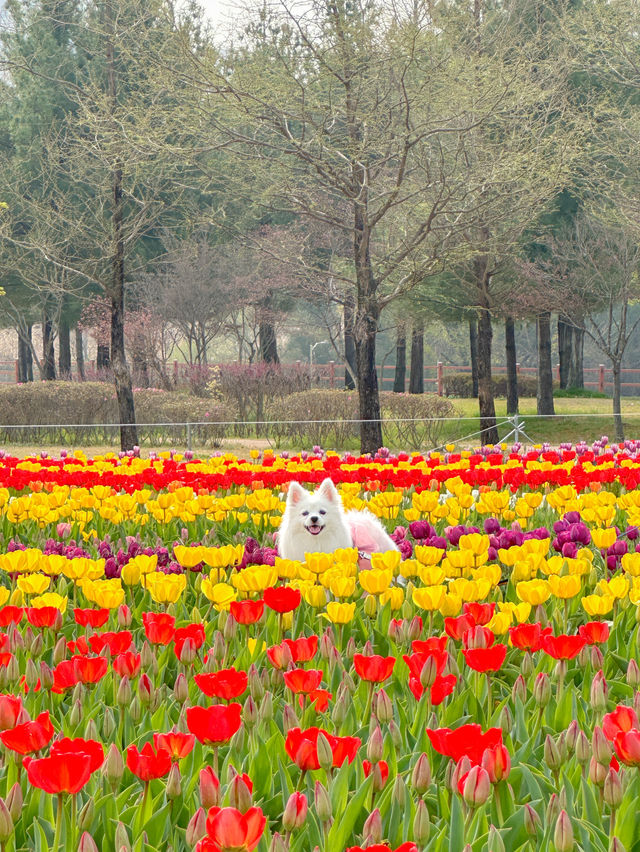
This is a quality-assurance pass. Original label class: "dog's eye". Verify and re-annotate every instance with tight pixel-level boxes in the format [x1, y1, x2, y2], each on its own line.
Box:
[302, 511, 309, 516]
[319, 510, 326, 515]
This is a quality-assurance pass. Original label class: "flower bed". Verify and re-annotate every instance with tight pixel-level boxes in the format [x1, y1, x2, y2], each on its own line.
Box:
[0, 438, 638, 850]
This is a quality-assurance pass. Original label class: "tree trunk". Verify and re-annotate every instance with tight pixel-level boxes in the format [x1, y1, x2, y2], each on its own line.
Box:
[106, 11, 137, 451]
[25, 324, 33, 382]
[536, 311, 555, 416]
[469, 316, 479, 398]
[568, 325, 584, 389]
[558, 315, 571, 389]
[17, 328, 33, 383]
[75, 326, 86, 381]
[344, 295, 357, 390]
[475, 255, 499, 445]
[42, 309, 56, 380]
[58, 315, 72, 380]
[97, 344, 111, 371]
[612, 359, 624, 442]
[505, 316, 518, 416]
[393, 323, 406, 393]
[409, 320, 424, 394]
[354, 301, 383, 453]
[259, 321, 279, 364]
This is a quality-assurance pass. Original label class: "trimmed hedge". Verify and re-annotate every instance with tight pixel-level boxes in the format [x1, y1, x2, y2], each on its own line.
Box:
[443, 372, 540, 398]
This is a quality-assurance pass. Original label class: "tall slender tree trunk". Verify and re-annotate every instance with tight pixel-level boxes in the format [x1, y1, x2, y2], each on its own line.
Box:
[344, 295, 357, 390]
[558, 315, 571, 389]
[17, 328, 33, 383]
[259, 321, 279, 363]
[75, 326, 85, 381]
[568, 325, 584, 389]
[475, 254, 499, 445]
[505, 316, 518, 416]
[97, 344, 111, 371]
[612, 359, 624, 442]
[354, 298, 382, 453]
[393, 323, 406, 393]
[58, 315, 72, 380]
[409, 320, 424, 394]
[42, 309, 56, 380]
[106, 7, 137, 451]
[537, 311, 555, 416]
[469, 316, 479, 398]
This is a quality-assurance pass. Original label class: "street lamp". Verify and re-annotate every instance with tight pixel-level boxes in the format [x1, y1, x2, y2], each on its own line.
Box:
[309, 340, 328, 366]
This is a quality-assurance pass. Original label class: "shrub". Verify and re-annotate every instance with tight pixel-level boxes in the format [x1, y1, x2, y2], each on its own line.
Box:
[216, 362, 320, 423]
[265, 389, 458, 450]
[554, 387, 607, 399]
[443, 372, 539, 398]
[0, 382, 235, 447]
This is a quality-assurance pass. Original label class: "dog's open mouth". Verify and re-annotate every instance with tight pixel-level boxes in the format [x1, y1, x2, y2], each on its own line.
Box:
[306, 524, 324, 536]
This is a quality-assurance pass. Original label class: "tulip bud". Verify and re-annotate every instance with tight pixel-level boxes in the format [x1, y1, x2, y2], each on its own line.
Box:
[388, 720, 402, 749]
[319, 631, 334, 660]
[363, 808, 383, 844]
[229, 773, 252, 812]
[77, 832, 99, 852]
[482, 744, 511, 784]
[603, 769, 623, 808]
[78, 797, 94, 832]
[282, 703, 298, 735]
[223, 614, 237, 640]
[545, 793, 560, 825]
[6, 655, 19, 684]
[575, 731, 591, 765]
[282, 792, 308, 832]
[186, 807, 207, 846]
[445, 652, 460, 680]
[140, 641, 155, 670]
[589, 757, 607, 787]
[420, 656, 438, 690]
[451, 756, 472, 792]
[248, 664, 264, 701]
[367, 726, 384, 764]
[259, 692, 274, 724]
[166, 764, 182, 801]
[344, 637, 356, 660]
[373, 688, 393, 724]
[544, 734, 562, 772]
[69, 699, 83, 728]
[523, 803, 541, 836]
[117, 604, 132, 628]
[591, 671, 608, 712]
[554, 809, 574, 852]
[556, 731, 568, 764]
[199, 767, 220, 809]
[342, 671, 356, 694]
[30, 633, 43, 658]
[610, 838, 626, 852]
[114, 822, 131, 852]
[393, 773, 407, 807]
[411, 753, 432, 793]
[24, 658, 38, 692]
[138, 673, 154, 707]
[533, 672, 551, 708]
[487, 825, 505, 852]
[230, 725, 245, 754]
[558, 786, 567, 811]
[84, 719, 99, 742]
[413, 799, 430, 845]
[317, 732, 333, 772]
[499, 706, 513, 738]
[565, 721, 580, 754]
[269, 834, 288, 852]
[460, 766, 491, 808]
[388, 618, 407, 645]
[519, 650, 533, 677]
[0, 799, 12, 844]
[634, 690, 640, 719]
[512, 675, 527, 704]
[408, 615, 423, 641]
[591, 645, 604, 669]
[104, 744, 125, 789]
[314, 781, 332, 822]
[6, 783, 22, 824]
[211, 631, 226, 663]
[364, 594, 377, 618]
[53, 635, 67, 665]
[627, 659, 640, 688]
[129, 695, 141, 723]
[592, 726, 612, 765]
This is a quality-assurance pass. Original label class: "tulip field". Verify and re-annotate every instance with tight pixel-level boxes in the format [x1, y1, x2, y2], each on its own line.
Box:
[3, 441, 640, 850]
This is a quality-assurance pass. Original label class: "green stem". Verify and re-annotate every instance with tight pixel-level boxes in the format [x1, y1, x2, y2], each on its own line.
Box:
[363, 682, 375, 724]
[52, 793, 63, 852]
[71, 794, 77, 849]
[213, 746, 219, 778]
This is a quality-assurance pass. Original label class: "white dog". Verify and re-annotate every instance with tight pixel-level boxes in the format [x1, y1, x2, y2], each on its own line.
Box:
[277, 478, 398, 566]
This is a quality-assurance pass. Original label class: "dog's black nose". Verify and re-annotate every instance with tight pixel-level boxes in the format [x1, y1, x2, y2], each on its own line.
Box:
[310, 515, 319, 523]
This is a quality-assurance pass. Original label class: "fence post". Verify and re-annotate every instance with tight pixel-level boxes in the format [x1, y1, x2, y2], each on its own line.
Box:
[186, 422, 192, 451]
[437, 361, 443, 396]
[329, 361, 335, 389]
[599, 365, 605, 394]
[556, 363, 560, 383]
[516, 362, 520, 376]
[14, 360, 19, 383]
[173, 360, 178, 382]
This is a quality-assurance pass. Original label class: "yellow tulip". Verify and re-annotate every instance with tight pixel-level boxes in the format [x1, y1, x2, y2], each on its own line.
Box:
[144, 572, 186, 604]
[414, 545, 444, 566]
[17, 574, 50, 595]
[247, 638, 267, 656]
[304, 585, 328, 608]
[324, 601, 356, 624]
[458, 533, 491, 555]
[129, 554, 158, 575]
[498, 601, 531, 623]
[88, 581, 125, 609]
[359, 568, 393, 595]
[274, 558, 301, 579]
[548, 574, 581, 599]
[516, 579, 551, 606]
[30, 592, 67, 612]
[0, 588, 9, 608]
[416, 565, 446, 586]
[485, 612, 511, 634]
[232, 565, 278, 593]
[448, 578, 492, 602]
[173, 546, 204, 568]
[370, 551, 402, 573]
[201, 580, 237, 610]
[622, 552, 640, 576]
[581, 595, 615, 616]
[412, 585, 445, 611]
[304, 553, 335, 574]
[398, 559, 419, 579]
[120, 562, 141, 586]
[380, 587, 404, 611]
[438, 592, 462, 616]
[329, 576, 356, 598]
[597, 575, 629, 600]
[333, 548, 359, 564]
[591, 528, 617, 550]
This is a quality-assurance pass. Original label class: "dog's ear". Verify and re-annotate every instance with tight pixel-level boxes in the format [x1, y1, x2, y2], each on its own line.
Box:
[287, 482, 307, 505]
[317, 477, 339, 502]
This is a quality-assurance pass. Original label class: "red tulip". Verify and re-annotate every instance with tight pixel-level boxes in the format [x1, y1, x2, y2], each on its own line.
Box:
[0, 694, 22, 731]
[73, 608, 110, 628]
[409, 674, 457, 706]
[174, 624, 206, 659]
[541, 634, 587, 660]
[89, 631, 133, 656]
[603, 706, 639, 742]
[283, 669, 323, 694]
[403, 650, 447, 680]
[186, 704, 242, 745]
[282, 791, 308, 831]
[153, 731, 195, 761]
[51, 737, 105, 772]
[458, 765, 491, 806]
[195, 669, 248, 701]
[508, 623, 550, 652]
[578, 621, 610, 644]
[347, 845, 418, 852]
[266, 643, 293, 670]
[427, 724, 503, 766]
[229, 600, 264, 625]
[614, 730, 640, 766]
[353, 654, 395, 683]
[462, 626, 495, 650]
[52, 661, 79, 694]
[26, 607, 59, 628]
[285, 727, 326, 771]
[463, 602, 495, 625]
[204, 806, 266, 852]
[284, 636, 318, 662]
[24, 751, 92, 794]
[126, 742, 172, 780]
[264, 586, 301, 613]
[411, 637, 447, 654]
[72, 655, 109, 684]
[444, 614, 476, 641]
[331, 734, 361, 767]
[0, 711, 54, 755]
[481, 743, 511, 783]
[0, 607, 23, 626]
[462, 644, 507, 673]
[142, 612, 175, 645]
[363, 759, 389, 784]
[113, 652, 141, 679]
[304, 688, 332, 714]
[67, 637, 89, 656]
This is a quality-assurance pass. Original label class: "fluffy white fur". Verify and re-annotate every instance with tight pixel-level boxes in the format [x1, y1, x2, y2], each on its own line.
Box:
[277, 478, 398, 564]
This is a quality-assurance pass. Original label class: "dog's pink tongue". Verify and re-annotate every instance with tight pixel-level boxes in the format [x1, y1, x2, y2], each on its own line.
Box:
[308, 524, 322, 535]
